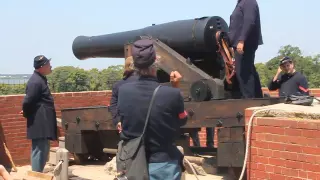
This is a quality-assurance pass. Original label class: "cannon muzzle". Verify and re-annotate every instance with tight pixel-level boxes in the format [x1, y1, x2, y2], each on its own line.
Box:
[72, 16, 228, 61]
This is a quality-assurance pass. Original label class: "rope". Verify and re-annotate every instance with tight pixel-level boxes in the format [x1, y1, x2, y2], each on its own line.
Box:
[215, 31, 236, 85]
[53, 160, 63, 176]
[184, 158, 200, 180]
[238, 108, 289, 180]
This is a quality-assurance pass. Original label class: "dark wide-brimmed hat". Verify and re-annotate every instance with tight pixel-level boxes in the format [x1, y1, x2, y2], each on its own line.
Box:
[131, 39, 156, 69]
[34, 55, 51, 69]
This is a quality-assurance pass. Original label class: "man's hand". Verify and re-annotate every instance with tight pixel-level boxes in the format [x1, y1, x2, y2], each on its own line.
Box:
[117, 122, 122, 133]
[170, 71, 182, 88]
[273, 67, 282, 82]
[19, 110, 23, 115]
[237, 41, 244, 54]
[277, 66, 282, 74]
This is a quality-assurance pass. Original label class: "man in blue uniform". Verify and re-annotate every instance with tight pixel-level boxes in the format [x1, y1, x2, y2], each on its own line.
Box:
[228, 0, 263, 98]
[109, 56, 139, 132]
[117, 39, 188, 180]
[268, 56, 309, 96]
[21, 55, 57, 172]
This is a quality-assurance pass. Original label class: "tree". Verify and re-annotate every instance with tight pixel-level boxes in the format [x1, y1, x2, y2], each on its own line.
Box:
[47, 66, 90, 92]
[255, 45, 320, 88]
[99, 65, 124, 90]
[1, 44, 319, 95]
[88, 68, 102, 91]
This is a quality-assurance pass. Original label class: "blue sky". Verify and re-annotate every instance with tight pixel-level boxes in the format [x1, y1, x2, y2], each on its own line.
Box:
[1, 0, 318, 74]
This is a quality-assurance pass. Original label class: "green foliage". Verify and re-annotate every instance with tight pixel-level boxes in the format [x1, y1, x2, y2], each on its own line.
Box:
[47, 65, 124, 92]
[0, 65, 124, 95]
[0, 84, 26, 95]
[255, 45, 320, 88]
[1, 44, 319, 95]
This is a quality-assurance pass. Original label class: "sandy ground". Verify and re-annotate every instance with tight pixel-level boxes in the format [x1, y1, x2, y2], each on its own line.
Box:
[8, 162, 230, 180]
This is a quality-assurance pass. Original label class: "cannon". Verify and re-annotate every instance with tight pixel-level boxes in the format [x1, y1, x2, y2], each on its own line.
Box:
[62, 16, 282, 178]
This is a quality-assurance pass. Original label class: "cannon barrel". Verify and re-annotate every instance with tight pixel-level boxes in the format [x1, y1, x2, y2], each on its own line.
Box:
[72, 16, 229, 60]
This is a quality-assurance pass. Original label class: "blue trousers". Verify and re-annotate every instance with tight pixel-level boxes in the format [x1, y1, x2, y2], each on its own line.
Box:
[148, 160, 181, 180]
[31, 138, 50, 172]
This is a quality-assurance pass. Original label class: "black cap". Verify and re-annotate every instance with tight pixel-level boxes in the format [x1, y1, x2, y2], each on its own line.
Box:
[34, 55, 51, 69]
[280, 56, 292, 65]
[132, 39, 156, 69]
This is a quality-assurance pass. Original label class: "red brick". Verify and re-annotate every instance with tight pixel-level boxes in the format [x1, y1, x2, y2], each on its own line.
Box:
[298, 170, 308, 179]
[256, 148, 273, 157]
[252, 126, 285, 135]
[302, 129, 320, 138]
[252, 155, 269, 164]
[273, 166, 282, 174]
[307, 171, 320, 179]
[284, 144, 302, 153]
[251, 141, 269, 149]
[284, 129, 302, 136]
[269, 157, 286, 166]
[265, 165, 275, 173]
[297, 121, 319, 130]
[285, 160, 303, 169]
[256, 118, 281, 126]
[297, 154, 320, 164]
[280, 120, 298, 128]
[303, 163, 320, 172]
[281, 151, 298, 161]
[285, 177, 304, 180]
[264, 134, 274, 141]
[301, 146, 320, 155]
[255, 163, 266, 171]
[251, 170, 270, 179]
[281, 167, 299, 177]
[287, 136, 320, 148]
[250, 147, 258, 155]
[269, 134, 288, 143]
[247, 162, 258, 170]
[268, 142, 286, 151]
[272, 150, 282, 159]
[269, 173, 285, 179]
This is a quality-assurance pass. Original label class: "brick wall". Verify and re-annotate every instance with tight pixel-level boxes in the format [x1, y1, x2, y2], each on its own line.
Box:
[0, 88, 319, 168]
[0, 91, 111, 167]
[244, 111, 320, 179]
[191, 88, 320, 148]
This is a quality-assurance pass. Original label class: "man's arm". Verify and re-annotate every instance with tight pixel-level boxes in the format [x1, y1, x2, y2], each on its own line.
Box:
[268, 68, 282, 91]
[176, 91, 188, 127]
[22, 82, 41, 116]
[239, 0, 258, 42]
[109, 84, 120, 126]
[298, 75, 310, 95]
[268, 79, 281, 91]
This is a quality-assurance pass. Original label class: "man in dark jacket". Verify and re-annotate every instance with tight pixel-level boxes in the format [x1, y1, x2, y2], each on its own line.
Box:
[228, 0, 263, 98]
[268, 56, 309, 96]
[21, 55, 57, 172]
[109, 56, 139, 131]
[117, 39, 188, 180]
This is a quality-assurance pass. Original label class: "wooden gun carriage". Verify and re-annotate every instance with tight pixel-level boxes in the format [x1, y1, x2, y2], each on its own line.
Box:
[62, 16, 282, 178]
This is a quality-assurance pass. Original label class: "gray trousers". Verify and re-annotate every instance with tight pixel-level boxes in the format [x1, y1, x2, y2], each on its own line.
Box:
[31, 138, 50, 172]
